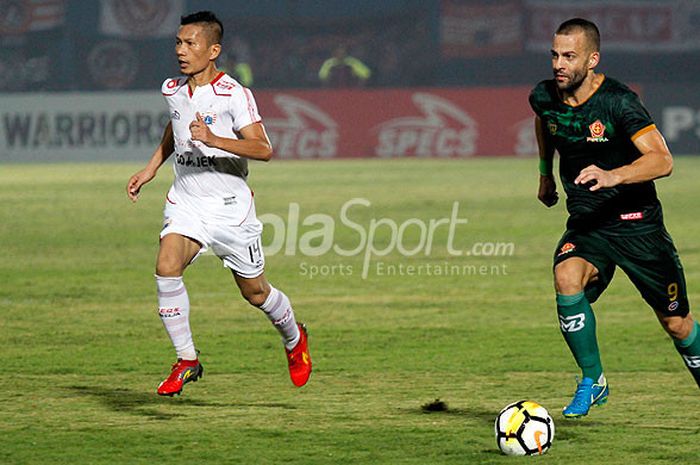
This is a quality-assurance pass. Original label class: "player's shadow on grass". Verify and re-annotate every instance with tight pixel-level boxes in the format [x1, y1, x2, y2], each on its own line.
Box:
[68, 385, 295, 420]
[416, 400, 598, 444]
[418, 399, 495, 425]
[414, 402, 507, 456]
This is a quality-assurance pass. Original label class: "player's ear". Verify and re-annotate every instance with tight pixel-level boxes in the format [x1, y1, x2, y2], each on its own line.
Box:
[588, 51, 600, 70]
[210, 43, 221, 61]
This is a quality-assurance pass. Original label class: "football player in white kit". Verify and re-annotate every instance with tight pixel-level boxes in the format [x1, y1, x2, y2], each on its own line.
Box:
[126, 11, 311, 396]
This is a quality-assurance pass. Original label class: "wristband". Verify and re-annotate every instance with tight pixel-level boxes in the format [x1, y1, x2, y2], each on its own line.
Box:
[539, 158, 553, 176]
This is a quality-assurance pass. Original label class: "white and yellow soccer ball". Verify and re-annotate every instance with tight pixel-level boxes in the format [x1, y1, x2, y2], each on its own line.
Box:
[494, 400, 554, 456]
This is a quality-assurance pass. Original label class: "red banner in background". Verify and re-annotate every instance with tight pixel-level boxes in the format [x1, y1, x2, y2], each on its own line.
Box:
[440, 0, 523, 59]
[99, 0, 184, 38]
[0, 0, 65, 35]
[524, 1, 700, 52]
[255, 87, 536, 159]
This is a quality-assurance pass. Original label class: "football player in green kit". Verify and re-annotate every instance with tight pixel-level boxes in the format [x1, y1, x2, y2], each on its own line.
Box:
[529, 18, 700, 418]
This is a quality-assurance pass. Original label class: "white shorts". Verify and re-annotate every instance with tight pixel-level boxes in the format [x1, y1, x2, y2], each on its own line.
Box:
[160, 190, 265, 278]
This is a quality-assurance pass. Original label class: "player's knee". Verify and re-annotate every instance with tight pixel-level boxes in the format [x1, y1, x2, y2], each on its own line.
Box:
[156, 256, 184, 277]
[554, 269, 584, 295]
[242, 287, 269, 308]
[662, 316, 692, 340]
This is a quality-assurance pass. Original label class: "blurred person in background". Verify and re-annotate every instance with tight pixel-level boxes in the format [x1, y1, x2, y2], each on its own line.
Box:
[318, 45, 371, 87]
[221, 51, 253, 87]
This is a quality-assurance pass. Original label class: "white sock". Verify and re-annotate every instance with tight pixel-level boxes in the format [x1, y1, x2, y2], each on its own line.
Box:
[156, 275, 197, 360]
[259, 286, 300, 351]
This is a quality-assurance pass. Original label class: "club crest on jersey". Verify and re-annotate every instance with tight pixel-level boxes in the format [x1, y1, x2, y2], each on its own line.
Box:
[215, 80, 235, 91]
[586, 120, 609, 142]
[558, 242, 576, 257]
[548, 121, 557, 135]
[201, 112, 217, 125]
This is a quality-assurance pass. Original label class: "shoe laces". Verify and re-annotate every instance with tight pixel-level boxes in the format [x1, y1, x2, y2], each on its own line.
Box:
[287, 349, 300, 366]
[171, 358, 198, 371]
[569, 376, 594, 408]
[287, 344, 307, 369]
[171, 359, 188, 370]
[172, 350, 200, 370]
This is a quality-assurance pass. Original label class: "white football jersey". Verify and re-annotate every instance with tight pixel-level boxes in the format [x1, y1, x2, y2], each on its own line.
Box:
[161, 72, 261, 221]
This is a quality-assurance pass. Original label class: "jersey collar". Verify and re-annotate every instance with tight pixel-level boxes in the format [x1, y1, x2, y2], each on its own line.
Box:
[187, 71, 226, 98]
[558, 74, 606, 108]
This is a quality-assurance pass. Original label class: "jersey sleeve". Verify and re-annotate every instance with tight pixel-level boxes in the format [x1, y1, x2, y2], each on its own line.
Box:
[529, 89, 542, 116]
[616, 90, 655, 140]
[230, 86, 262, 132]
[161, 76, 186, 96]
[528, 81, 549, 117]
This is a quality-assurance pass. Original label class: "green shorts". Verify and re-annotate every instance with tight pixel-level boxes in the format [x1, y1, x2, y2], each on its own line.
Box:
[553, 228, 689, 317]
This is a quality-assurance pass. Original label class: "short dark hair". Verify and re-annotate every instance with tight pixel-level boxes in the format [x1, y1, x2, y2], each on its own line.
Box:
[556, 18, 600, 52]
[180, 11, 223, 45]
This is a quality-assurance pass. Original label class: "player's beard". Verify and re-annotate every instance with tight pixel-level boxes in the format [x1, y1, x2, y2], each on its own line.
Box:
[554, 68, 587, 93]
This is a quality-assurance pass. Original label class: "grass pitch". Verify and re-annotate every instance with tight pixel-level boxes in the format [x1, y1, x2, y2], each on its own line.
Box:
[1, 158, 699, 464]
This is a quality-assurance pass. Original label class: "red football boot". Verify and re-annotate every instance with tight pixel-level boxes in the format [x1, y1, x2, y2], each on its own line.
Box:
[286, 323, 312, 387]
[157, 358, 203, 396]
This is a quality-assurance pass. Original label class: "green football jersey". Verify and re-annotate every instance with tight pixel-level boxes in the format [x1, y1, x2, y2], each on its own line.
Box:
[529, 76, 663, 234]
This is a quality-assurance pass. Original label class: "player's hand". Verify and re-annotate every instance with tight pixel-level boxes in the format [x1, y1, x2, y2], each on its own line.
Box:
[190, 112, 217, 146]
[575, 164, 622, 191]
[538, 174, 559, 207]
[126, 168, 156, 202]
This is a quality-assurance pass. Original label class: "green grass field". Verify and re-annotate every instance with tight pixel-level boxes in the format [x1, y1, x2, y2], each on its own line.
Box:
[2, 158, 699, 464]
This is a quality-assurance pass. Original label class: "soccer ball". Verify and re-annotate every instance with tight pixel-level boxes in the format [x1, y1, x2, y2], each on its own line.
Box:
[494, 400, 554, 456]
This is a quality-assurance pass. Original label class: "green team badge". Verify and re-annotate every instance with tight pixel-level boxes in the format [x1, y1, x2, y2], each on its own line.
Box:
[586, 120, 609, 142]
[548, 121, 557, 135]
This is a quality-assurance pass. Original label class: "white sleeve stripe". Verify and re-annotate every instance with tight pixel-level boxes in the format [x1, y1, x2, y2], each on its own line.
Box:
[243, 88, 257, 123]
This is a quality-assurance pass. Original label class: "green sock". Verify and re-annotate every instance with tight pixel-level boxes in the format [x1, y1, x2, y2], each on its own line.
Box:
[673, 321, 700, 388]
[556, 292, 603, 381]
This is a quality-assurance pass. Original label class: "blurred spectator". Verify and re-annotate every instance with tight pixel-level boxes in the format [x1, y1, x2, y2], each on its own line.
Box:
[318, 46, 371, 87]
[220, 36, 254, 87]
[221, 52, 254, 87]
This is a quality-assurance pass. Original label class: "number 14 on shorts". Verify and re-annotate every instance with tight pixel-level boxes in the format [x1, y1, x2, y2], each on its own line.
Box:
[248, 239, 263, 265]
